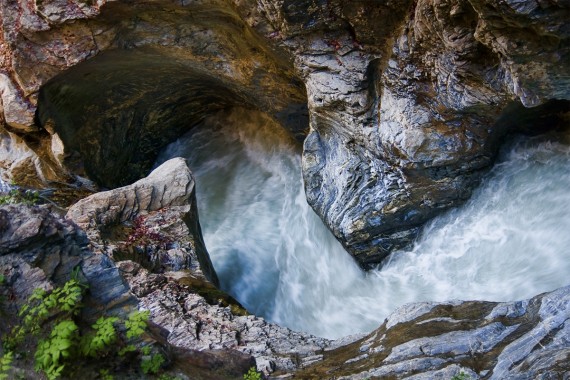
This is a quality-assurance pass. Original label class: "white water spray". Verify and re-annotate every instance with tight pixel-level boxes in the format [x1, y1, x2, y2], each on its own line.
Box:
[157, 109, 570, 339]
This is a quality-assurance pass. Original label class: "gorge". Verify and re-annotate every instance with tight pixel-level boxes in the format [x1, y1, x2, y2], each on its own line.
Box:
[156, 108, 570, 340]
[1, 0, 570, 378]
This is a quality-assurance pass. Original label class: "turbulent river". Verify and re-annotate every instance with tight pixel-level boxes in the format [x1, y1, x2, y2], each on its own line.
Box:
[156, 109, 570, 339]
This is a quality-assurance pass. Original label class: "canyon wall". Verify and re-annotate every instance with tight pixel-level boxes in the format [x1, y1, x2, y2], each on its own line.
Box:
[1, 0, 568, 264]
[233, 0, 570, 266]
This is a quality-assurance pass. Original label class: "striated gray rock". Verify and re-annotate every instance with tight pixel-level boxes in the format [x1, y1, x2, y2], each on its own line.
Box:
[66, 158, 195, 232]
[120, 263, 332, 376]
[295, 286, 570, 379]
[2, 0, 569, 266]
[0, 204, 136, 320]
[66, 157, 219, 285]
[233, 0, 570, 267]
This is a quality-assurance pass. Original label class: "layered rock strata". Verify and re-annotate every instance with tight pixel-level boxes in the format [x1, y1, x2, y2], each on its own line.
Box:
[0, 203, 136, 323]
[295, 286, 570, 379]
[2, 0, 308, 188]
[3, 0, 568, 265]
[234, 0, 570, 267]
[2, 202, 569, 378]
[66, 157, 219, 285]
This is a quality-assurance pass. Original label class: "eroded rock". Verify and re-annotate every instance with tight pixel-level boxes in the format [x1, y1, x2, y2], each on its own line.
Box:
[2, 0, 569, 265]
[121, 265, 332, 376]
[66, 157, 219, 285]
[0, 204, 136, 320]
[295, 287, 570, 379]
[234, 0, 570, 267]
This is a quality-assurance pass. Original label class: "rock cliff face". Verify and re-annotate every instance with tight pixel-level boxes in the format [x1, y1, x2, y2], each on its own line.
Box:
[234, 0, 570, 267]
[1, 0, 308, 188]
[1, 0, 568, 265]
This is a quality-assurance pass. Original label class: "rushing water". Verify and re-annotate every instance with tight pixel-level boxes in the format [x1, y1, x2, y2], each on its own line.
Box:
[156, 109, 570, 339]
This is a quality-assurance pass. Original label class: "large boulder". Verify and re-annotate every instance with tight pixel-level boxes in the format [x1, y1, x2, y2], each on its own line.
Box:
[66, 157, 219, 286]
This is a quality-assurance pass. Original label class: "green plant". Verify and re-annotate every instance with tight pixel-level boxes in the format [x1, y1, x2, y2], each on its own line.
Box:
[8, 279, 85, 349]
[0, 351, 13, 380]
[141, 353, 165, 374]
[125, 310, 150, 339]
[80, 316, 119, 357]
[99, 369, 114, 380]
[451, 372, 470, 380]
[34, 320, 78, 380]
[243, 366, 262, 380]
[0, 188, 40, 206]
[5, 276, 160, 379]
[157, 374, 181, 380]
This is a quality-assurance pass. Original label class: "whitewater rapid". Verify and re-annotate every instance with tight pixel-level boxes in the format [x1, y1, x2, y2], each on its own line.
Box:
[156, 109, 570, 339]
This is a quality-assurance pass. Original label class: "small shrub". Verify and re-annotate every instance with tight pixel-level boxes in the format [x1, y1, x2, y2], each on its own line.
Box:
[114, 214, 172, 272]
[243, 366, 262, 380]
[0, 351, 13, 380]
[80, 316, 119, 357]
[141, 353, 165, 375]
[5, 275, 161, 379]
[0, 188, 39, 206]
[34, 320, 79, 380]
[125, 310, 150, 339]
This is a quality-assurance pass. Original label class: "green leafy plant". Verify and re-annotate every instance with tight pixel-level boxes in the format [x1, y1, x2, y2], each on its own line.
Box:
[0, 351, 13, 380]
[34, 320, 78, 380]
[125, 310, 150, 339]
[0, 188, 40, 205]
[4, 275, 161, 379]
[80, 316, 119, 357]
[9, 279, 85, 349]
[451, 372, 470, 380]
[243, 366, 262, 380]
[157, 375, 181, 380]
[141, 353, 165, 375]
[99, 369, 114, 380]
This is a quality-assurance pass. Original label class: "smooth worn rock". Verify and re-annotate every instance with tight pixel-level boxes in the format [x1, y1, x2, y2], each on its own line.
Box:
[295, 286, 570, 379]
[2, 0, 309, 188]
[234, 0, 570, 267]
[66, 157, 219, 285]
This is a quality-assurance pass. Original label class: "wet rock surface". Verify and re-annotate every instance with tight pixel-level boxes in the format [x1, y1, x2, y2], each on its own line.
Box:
[234, 0, 570, 267]
[2, 0, 569, 265]
[295, 286, 570, 379]
[1, 179, 569, 379]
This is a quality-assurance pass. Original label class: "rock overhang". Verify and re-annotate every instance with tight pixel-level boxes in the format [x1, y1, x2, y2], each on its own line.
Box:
[33, 0, 309, 188]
